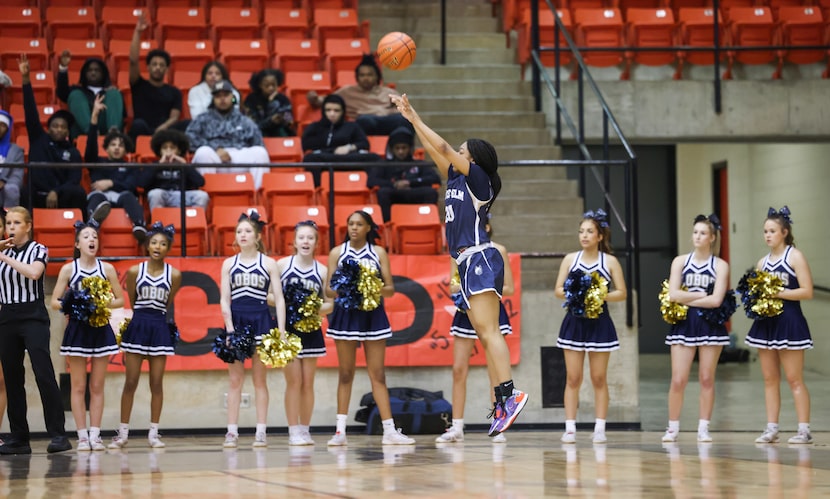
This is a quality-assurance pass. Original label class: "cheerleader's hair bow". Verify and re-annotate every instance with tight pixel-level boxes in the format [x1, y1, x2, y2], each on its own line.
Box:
[768, 206, 793, 225]
[583, 209, 609, 228]
[74, 219, 100, 233]
[147, 221, 176, 242]
[239, 210, 267, 231]
[694, 213, 722, 231]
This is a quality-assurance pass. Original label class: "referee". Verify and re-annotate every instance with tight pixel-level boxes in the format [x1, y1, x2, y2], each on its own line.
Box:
[0, 207, 71, 454]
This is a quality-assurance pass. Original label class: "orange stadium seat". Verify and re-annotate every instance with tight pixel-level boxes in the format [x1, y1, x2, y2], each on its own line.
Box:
[2, 70, 55, 106]
[134, 135, 157, 162]
[517, 8, 574, 72]
[333, 203, 389, 249]
[283, 70, 332, 103]
[211, 205, 268, 256]
[619, 0, 665, 9]
[501, 0, 531, 35]
[108, 39, 158, 77]
[53, 39, 107, 73]
[674, 7, 726, 78]
[318, 171, 374, 209]
[99, 6, 149, 48]
[273, 39, 322, 73]
[776, 6, 825, 67]
[164, 40, 216, 74]
[0, 38, 50, 72]
[218, 39, 270, 74]
[334, 69, 357, 88]
[0, 7, 42, 39]
[45, 6, 98, 48]
[154, 7, 208, 44]
[202, 172, 257, 211]
[263, 137, 305, 163]
[171, 70, 202, 91]
[624, 8, 677, 78]
[10, 102, 61, 128]
[367, 135, 387, 156]
[209, 6, 263, 44]
[33, 208, 83, 274]
[719, 0, 755, 20]
[573, 8, 626, 73]
[389, 204, 443, 255]
[569, 0, 609, 9]
[259, 170, 317, 213]
[150, 207, 209, 256]
[322, 38, 370, 76]
[8, 105, 27, 140]
[669, 0, 707, 13]
[723, 7, 777, 79]
[99, 208, 141, 257]
[310, 8, 368, 47]
[271, 205, 330, 255]
[264, 7, 310, 43]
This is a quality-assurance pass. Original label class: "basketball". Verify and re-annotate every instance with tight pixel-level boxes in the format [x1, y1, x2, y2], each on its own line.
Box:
[376, 32, 416, 71]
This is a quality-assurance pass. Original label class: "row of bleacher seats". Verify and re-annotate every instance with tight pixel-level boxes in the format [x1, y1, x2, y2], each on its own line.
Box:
[514, 6, 830, 79]
[0, 0, 356, 17]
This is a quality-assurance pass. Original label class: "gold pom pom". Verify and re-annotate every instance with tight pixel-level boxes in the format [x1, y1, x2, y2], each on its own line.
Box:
[584, 272, 609, 319]
[749, 270, 785, 318]
[449, 270, 461, 289]
[295, 293, 323, 333]
[82, 276, 114, 327]
[257, 328, 303, 368]
[659, 279, 688, 324]
[357, 260, 383, 311]
[116, 318, 130, 346]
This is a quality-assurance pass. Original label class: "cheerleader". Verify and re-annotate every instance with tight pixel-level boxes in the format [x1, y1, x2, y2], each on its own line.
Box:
[277, 220, 333, 446]
[50, 220, 124, 451]
[745, 206, 814, 445]
[325, 210, 414, 446]
[393, 93, 527, 438]
[436, 221, 514, 444]
[220, 211, 286, 448]
[662, 214, 730, 443]
[554, 209, 627, 444]
[109, 222, 182, 449]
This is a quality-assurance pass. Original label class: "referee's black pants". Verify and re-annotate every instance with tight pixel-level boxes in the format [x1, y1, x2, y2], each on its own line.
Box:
[0, 303, 66, 442]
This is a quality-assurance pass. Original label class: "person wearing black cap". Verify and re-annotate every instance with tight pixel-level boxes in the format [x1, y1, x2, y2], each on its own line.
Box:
[18, 54, 86, 212]
[56, 50, 125, 137]
[186, 81, 270, 189]
[307, 54, 411, 136]
[367, 126, 440, 222]
[301, 94, 381, 186]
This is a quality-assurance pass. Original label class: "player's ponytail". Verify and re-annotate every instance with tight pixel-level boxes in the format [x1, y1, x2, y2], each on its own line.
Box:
[466, 138, 500, 207]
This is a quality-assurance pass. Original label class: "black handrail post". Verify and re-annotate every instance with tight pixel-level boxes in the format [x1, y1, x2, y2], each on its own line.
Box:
[531, 0, 541, 112]
[440, 0, 447, 65]
[554, 6, 562, 145]
[328, 164, 336, 250]
[179, 164, 187, 257]
[713, 0, 722, 114]
[577, 66, 585, 149]
[624, 159, 633, 327]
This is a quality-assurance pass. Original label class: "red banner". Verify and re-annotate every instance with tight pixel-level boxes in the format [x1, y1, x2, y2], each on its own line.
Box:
[107, 254, 521, 371]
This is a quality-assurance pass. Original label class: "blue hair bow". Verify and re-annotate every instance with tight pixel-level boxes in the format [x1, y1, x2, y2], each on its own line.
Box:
[767, 206, 793, 225]
[147, 221, 175, 241]
[583, 209, 609, 228]
[74, 219, 100, 233]
[694, 213, 722, 231]
[239, 210, 266, 231]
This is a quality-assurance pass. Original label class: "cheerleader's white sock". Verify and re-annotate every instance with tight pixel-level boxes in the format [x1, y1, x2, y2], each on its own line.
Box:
[256, 423, 267, 435]
[565, 420, 576, 433]
[382, 418, 396, 434]
[77, 428, 89, 441]
[149, 423, 159, 438]
[227, 424, 239, 436]
[89, 427, 101, 441]
[335, 414, 347, 434]
[594, 418, 606, 433]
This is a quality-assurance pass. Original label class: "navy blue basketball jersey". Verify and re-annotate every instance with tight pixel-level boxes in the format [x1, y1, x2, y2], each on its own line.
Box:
[445, 163, 492, 258]
[681, 254, 717, 292]
[229, 253, 271, 306]
[133, 262, 173, 312]
[281, 256, 324, 298]
[569, 251, 612, 282]
[69, 259, 106, 290]
[761, 246, 799, 290]
[337, 241, 381, 273]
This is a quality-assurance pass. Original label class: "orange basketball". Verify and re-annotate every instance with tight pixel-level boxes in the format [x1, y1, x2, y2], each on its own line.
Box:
[376, 32, 416, 71]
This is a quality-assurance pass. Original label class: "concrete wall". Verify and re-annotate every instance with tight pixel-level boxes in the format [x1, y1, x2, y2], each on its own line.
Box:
[675, 143, 830, 374]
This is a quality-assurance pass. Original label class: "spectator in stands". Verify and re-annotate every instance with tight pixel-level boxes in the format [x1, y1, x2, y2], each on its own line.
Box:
[306, 54, 411, 136]
[84, 94, 146, 242]
[367, 126, 440, 222]
[129, 14, 182, 141]
[188, 61, 240, 120]
[242, 69, 294, 138]
[302, 94, 381, 187]
[0, 110, 24, 208]
[140, 129, 208, 212]
[186, 81, 270, 190]
[18, 54, 86, 211]
[56, 50, 125, 137]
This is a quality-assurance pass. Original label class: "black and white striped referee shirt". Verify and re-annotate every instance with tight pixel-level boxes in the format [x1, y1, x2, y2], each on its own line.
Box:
[0, 240, 48, 304]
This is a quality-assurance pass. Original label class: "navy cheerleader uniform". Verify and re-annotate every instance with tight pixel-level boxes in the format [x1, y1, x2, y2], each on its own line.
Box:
[229, 253, 276, 344]
[281, 256, 326, 357]
[556, 251, 619, 352]
[450, 302, 512, 339]
[446, 163, 504, 308]
[121, 262, 176, 356]
[745, 246, 812, 350]
[327, 242, 392, 341]
[665, 254, 730, 347]
[60, 260, 119, 357]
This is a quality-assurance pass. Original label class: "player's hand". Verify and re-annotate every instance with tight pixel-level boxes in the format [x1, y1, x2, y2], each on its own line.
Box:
[17, 54, 30, 78]
[59, 50, 71, 68]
